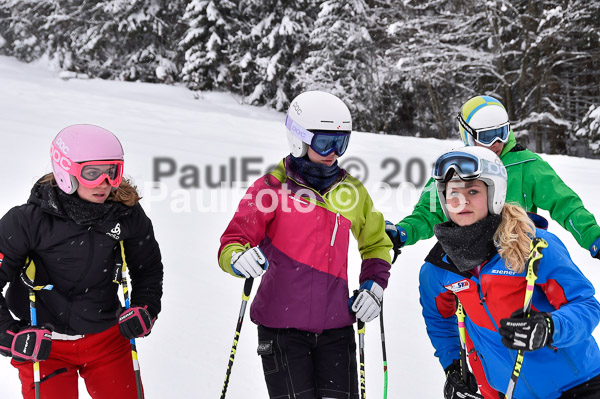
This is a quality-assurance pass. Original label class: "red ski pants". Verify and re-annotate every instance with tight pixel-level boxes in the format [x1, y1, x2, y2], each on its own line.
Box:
[11, 324, 144, 399]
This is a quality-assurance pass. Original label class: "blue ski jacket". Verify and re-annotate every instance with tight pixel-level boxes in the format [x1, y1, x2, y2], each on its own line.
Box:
[419, 228, 600, 398]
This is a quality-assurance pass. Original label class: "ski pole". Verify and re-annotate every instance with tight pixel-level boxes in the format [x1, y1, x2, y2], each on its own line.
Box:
[454, 299, 484, 398]
[455, 300, 469, 384]
[379, 302, 388, 399]
[28, 287, 41, 399]
[117, 243, 143, 399]
[21, 259, 53, 399]
[114, 242, 143, 399]
[221, 277, 254, 399]
[358, 320, 366, 399]
[504, 237, 548, 399]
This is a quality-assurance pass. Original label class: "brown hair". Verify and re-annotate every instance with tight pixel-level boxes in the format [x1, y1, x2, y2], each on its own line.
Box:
[39, 173, 141, 206]
[493, 203, 536, 273]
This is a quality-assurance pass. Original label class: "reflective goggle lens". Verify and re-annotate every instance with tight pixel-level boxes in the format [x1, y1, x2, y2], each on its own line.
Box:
[433, 152, 481, 182]
[457, 113, 510, 146]
[310, 132, 350, 156]
[476, 124, 510, 145]
[76, 161, 124, 188]
[80, 164, 120, 181]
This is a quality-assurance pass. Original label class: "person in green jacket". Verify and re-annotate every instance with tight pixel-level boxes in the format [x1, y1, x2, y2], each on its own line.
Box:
[386, 95, 600, 263]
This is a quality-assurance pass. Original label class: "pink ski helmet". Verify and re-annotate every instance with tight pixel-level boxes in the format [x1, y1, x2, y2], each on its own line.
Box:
[50, 124, 124, 194]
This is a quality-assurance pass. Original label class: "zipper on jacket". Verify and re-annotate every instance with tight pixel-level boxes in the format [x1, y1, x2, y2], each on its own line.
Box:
[558, 347, 580, 375]
[68, 227, 95, 297]
[523, 193, 529, 211]
[331, 213, 340, 246]
[477, 284, 486, 305]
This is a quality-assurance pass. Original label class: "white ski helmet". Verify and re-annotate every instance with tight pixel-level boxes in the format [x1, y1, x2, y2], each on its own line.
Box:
[433, 146, 507, 219]
[285, 91, 352, 157]
[458, 95, 510, 146]
[50, 124, 124, 194]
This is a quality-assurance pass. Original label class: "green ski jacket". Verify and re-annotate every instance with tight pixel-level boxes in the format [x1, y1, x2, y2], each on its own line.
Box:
[397, 132, 600, 250]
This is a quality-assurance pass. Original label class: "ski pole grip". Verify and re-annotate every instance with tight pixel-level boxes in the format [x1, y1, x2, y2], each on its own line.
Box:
[528, 237, 548, 277]
[357, 320, 365, 332]
[243, 277, 254, 300]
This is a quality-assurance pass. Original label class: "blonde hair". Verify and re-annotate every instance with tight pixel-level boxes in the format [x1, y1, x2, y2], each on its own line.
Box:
[493, 203, 536, 273]
[39, 173, 141, 206]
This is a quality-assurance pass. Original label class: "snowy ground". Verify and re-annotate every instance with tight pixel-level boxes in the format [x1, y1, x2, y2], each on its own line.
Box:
[0, 55, 599, 398]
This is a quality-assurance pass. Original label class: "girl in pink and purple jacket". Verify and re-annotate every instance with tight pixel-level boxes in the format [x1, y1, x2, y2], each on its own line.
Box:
[218, 91, 392, 399]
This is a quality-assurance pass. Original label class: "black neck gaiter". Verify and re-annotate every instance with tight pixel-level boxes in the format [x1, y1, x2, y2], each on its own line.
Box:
[289, 155, 341, 192]
[434, 214, 502, 272]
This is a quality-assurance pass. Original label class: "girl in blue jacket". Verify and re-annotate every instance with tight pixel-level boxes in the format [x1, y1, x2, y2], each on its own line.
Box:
[419, 146, 600, 399]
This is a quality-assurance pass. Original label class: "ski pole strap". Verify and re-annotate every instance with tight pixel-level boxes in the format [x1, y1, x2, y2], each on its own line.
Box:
[504, 237, 548, 399]
[391, 247, 401, 265]
[112, 241, 126, 284]
[21, 258, 53, 291]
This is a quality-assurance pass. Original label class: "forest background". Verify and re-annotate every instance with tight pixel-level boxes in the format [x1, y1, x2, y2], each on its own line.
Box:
[1, 0, 599, 157]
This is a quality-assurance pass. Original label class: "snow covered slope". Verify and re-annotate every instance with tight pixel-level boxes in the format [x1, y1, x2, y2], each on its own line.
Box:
[1, 56, 599, 398]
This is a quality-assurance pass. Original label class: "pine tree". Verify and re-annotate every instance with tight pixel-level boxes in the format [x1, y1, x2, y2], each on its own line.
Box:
[180, 0, 239, 90]
[0, 0, 86, 64]
[88, 0, 187, 82]
[569, 105, 600, 157]
[0, 0, 185, 82]
[300, 0, 374, 129]
[232, 0, 318, 110]
[383, 0, 497, 139]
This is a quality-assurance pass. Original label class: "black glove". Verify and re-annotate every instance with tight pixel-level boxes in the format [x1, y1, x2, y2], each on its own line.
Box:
[118, 305, 155, 339]
[590, 237, 600, 260]
[444, 359, 483, 399]
[385, 221, 406, 264]
[499, 309, 553, 351]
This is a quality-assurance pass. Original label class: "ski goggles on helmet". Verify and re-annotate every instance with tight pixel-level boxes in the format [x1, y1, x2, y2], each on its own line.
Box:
[72, 161, 124, 188]
[310, 131, 351, 156]
[433, 151, 483, 182]
[457, 113, 510, 146]
[285, 114, 350, 156]
[51, 142, 124, 188]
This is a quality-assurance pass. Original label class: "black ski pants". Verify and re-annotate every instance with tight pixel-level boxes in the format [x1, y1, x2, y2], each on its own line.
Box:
[257, 325, 359, 399]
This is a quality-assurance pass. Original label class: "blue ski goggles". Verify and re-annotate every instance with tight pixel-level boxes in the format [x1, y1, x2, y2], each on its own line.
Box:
[285, 114, 351, 156]
[457, 113, 510, 146]
[433, 151, 483, 182]
[310, 131, 351, 156]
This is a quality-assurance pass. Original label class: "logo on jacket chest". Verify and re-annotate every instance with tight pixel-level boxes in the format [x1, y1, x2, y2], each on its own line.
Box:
[445, 279, 471, 293]
[106, 223, 121, 240]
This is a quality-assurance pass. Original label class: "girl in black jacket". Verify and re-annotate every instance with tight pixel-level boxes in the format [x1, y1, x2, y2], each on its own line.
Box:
[0, 125, 163, 399]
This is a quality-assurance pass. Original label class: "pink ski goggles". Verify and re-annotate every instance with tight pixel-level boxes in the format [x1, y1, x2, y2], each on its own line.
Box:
[51, 143, 124, 188]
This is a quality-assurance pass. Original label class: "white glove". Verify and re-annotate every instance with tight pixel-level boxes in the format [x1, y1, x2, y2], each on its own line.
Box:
[231, 247, 269, 278]
[350, 281, 384, 322]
